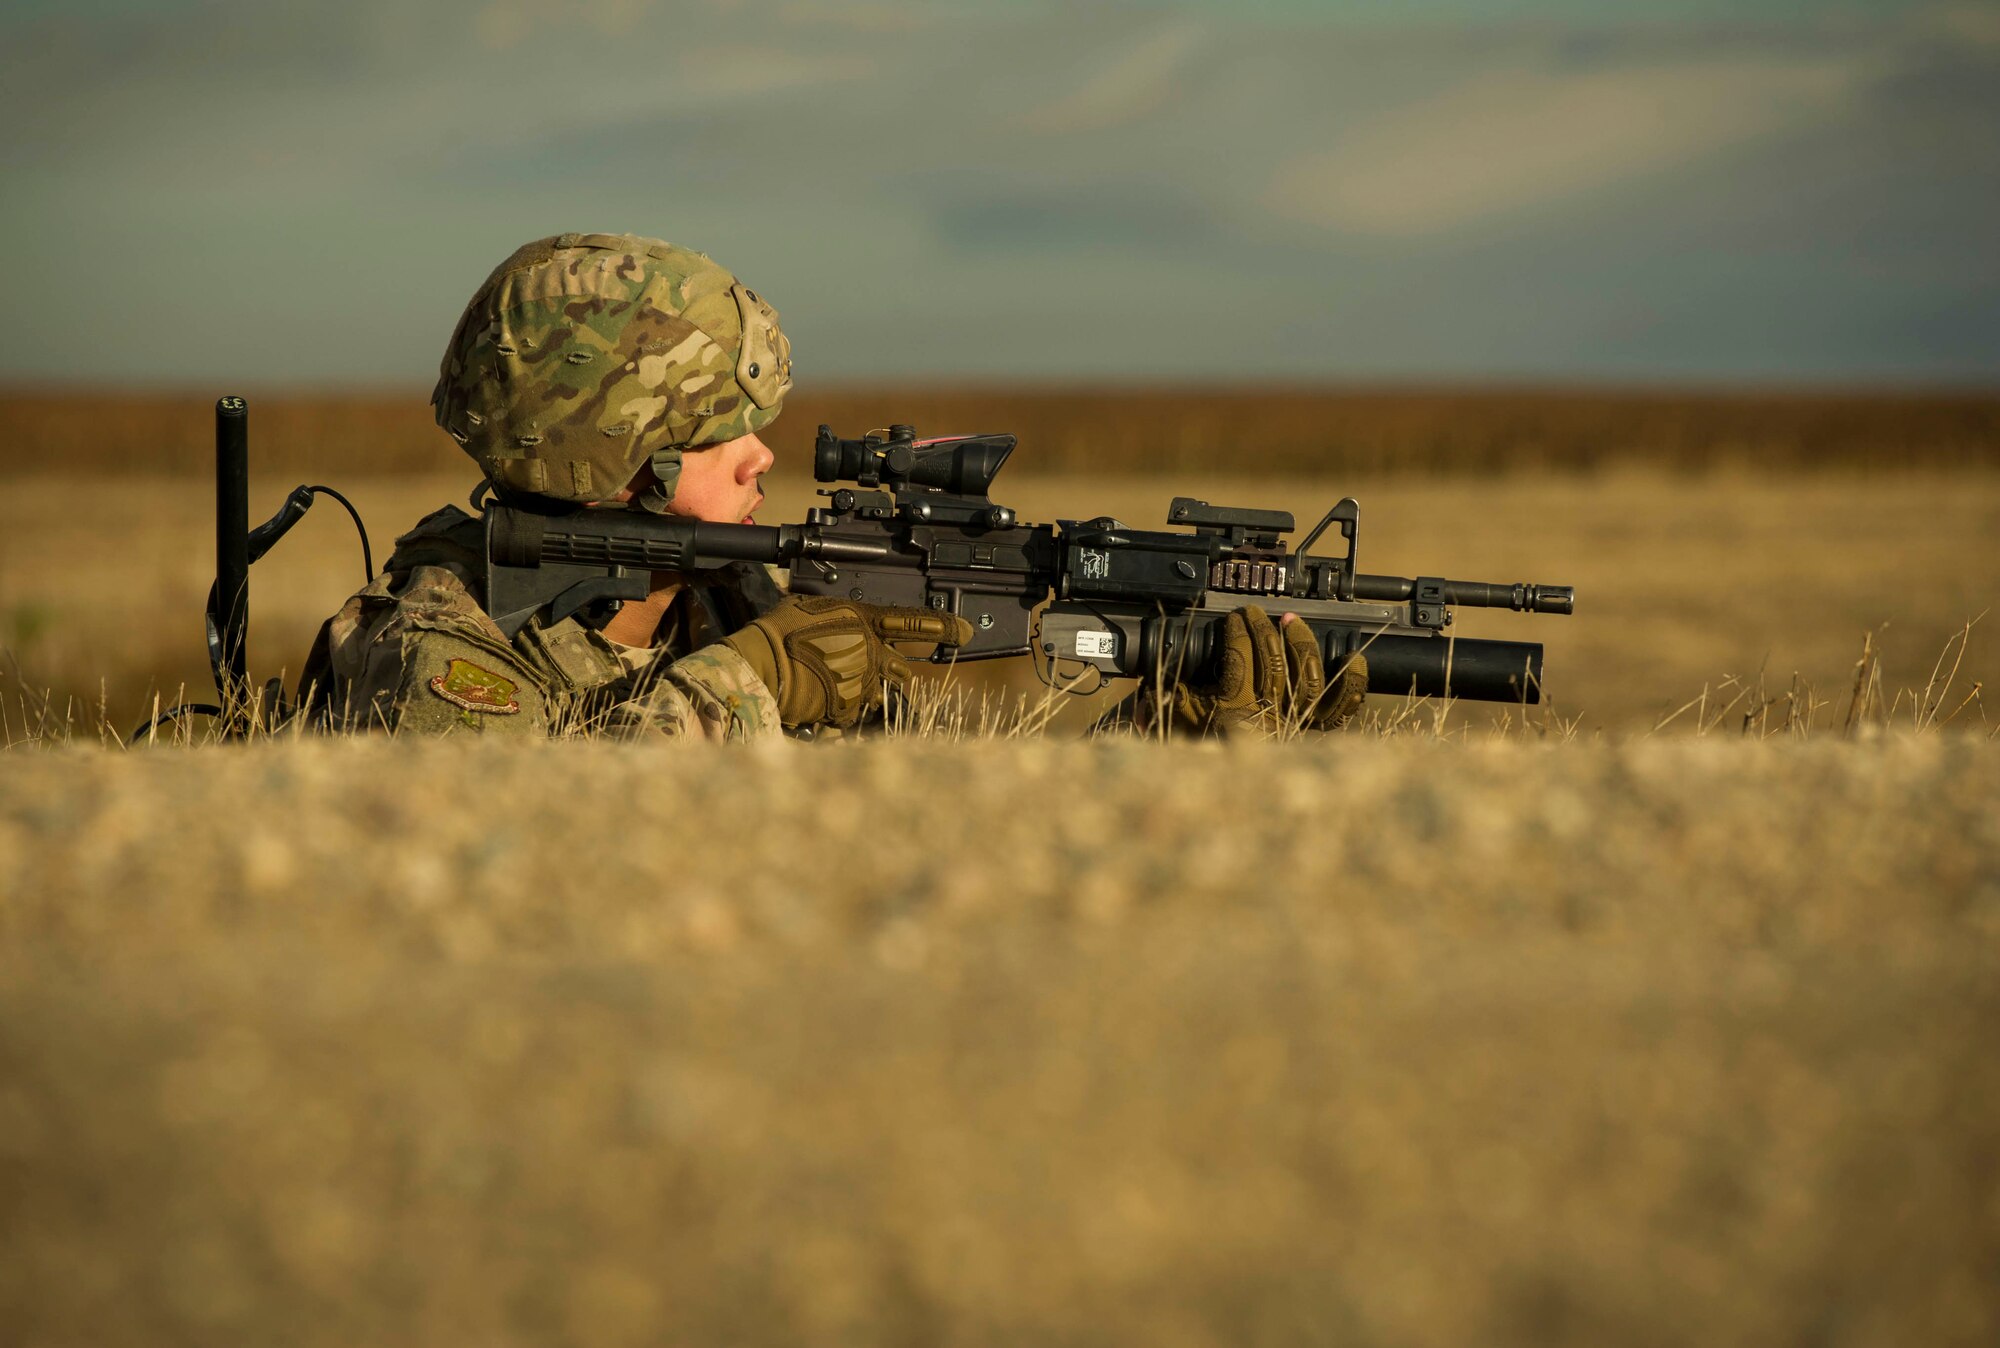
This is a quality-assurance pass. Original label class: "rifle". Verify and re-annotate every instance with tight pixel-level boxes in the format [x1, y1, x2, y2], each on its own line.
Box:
[486, 424, 1575, 704]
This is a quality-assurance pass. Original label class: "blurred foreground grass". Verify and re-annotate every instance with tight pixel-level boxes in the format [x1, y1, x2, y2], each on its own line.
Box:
[2, 738, 1996, 1346]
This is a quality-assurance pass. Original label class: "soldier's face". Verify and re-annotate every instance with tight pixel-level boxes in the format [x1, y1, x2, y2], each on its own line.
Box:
[670, 431, 775, 524]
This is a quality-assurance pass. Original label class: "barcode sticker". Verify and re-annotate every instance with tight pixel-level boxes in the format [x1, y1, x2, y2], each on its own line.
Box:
[1075, 630, 1117, 658]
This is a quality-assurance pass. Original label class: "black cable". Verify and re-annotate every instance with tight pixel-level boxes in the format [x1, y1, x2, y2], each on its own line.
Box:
[303, 485, 374, 582]
[129, 702, 223, 744]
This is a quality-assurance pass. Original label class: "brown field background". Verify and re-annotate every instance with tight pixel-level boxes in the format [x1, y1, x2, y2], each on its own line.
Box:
[2, 387, 1997, 1345]
[6, 384, 2000, 479]
[2, 386, 1997, 737]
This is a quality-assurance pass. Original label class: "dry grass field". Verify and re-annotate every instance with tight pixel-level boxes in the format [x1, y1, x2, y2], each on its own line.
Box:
[4, 385, 1994, 737]
[1, 739, 1997, 1346]
[0, 384, 1992, 736]
[3, 466, 1994, 740]
[2, 388, 1996, 1345]
[5, 385, 1999, 479]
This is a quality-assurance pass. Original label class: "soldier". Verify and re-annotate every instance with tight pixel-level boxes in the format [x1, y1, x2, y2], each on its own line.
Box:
[301, 231, 970, 741]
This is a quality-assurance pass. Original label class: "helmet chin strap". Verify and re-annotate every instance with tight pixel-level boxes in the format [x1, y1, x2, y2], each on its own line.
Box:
[637, 446, 682, 514]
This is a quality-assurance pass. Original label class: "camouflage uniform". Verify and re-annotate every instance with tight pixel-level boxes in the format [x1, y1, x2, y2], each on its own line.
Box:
[302, 231, 797, 742]
[301, 505, 788, 741]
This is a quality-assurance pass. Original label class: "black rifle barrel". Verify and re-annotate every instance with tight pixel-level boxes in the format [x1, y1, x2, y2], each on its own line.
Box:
[491, 505, 922, 572]
[1352, 573, 1574, 615]
[689, 521, 794, 563]
[490, 506, 797, 570]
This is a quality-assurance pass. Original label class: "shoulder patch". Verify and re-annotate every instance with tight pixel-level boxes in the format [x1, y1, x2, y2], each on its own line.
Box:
[429, 657, 522, 714]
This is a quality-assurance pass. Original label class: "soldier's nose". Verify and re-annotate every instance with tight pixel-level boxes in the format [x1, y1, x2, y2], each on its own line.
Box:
[741, 434, 775, 481]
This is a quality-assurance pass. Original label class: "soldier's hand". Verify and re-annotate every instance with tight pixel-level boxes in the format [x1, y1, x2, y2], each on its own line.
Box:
[1165, 606, 1366, 735]
[720, 594, 973, 730]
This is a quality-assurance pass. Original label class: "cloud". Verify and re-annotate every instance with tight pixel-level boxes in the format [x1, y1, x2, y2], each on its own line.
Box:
[776, 0, 930, 32]
[1264, 52, 1881, 235]
[1924, 2, 2000, 49]
[926, 184, 1228, 256]
[472, 0, 934, 51]
[1025, 20, 1206, 133]
[668, 43, 876, 98]
[2, 1, 1994, 383]
[474, 0, 668, 50]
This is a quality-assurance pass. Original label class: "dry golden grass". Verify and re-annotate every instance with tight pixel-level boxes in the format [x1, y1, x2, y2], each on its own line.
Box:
[5, 385, 1999, 479]
[1, 737, 1996, 1346]
[6, 384, 1990, 735]
[3, 467, 1993, 740]
[4, 437, 1995, 1342]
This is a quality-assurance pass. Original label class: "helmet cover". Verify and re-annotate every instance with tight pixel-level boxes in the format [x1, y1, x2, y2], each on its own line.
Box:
[432, 232, 791, 509]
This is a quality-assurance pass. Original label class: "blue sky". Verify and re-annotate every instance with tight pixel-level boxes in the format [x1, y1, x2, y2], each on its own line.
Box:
[3, 0, 1996, 386]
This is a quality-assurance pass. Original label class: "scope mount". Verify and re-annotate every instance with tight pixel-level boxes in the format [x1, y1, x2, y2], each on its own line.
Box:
[811, 423, 1020, 530]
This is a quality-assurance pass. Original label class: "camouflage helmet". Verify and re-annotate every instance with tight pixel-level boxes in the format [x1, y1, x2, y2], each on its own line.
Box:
[432, 232, 792, 511]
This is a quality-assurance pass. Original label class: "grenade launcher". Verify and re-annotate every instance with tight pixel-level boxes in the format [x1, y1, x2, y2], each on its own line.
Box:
[486, 424, 1576, 703]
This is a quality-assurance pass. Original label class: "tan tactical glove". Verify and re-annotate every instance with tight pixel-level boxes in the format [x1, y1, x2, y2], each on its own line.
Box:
[720, 594, 973, 730]
[1164, 605, 1367, 736]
